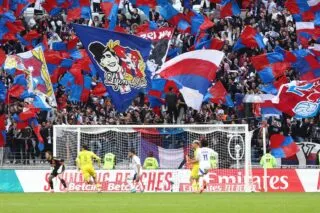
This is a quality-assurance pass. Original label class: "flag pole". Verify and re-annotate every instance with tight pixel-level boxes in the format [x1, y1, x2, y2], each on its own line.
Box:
[262, 127, 267, 192]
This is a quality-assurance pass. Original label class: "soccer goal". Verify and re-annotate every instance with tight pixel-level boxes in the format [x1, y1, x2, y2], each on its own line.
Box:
[53, 124, 254, 192]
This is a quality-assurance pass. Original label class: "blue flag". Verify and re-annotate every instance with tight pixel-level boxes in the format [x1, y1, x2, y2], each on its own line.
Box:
[72, 24, 152, 112]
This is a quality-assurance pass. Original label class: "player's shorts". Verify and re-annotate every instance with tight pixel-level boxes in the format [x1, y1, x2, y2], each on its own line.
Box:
[191, 164, 199, 179]
[51, 165, 65, 177]
[198, 166, 210, 176]
[81, 166, 96, 182]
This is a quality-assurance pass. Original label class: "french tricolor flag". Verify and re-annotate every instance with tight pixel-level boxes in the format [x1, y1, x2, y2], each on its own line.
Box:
[157, 50, 224, 110]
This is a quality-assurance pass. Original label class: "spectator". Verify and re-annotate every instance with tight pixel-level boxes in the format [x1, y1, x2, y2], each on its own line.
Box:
[165, 87, 178, 124]
[143, 152, 159, 169]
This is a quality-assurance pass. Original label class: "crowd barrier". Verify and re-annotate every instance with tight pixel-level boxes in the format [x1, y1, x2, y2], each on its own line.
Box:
[0, 169, 319, 192]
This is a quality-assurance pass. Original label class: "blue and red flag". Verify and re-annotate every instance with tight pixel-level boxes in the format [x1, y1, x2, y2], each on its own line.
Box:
[73, 24, 152, 112]
[157, 49, 224, 110]
[291, 49, 320, 81]
[285, 0, 320, 21]
[28, 117, 44, 151]
[129, 0, 158, 18]
[69, 74, 92, 102]
[166, 47, 181, 61]
[92, 82, 108, 97]
[17, 30, 41, 50]
[220, 0, 241, 18]
[204, 81, 234, 107]
[260, 100, 281, 116]
[0, 11, 25, 42]
[189, 11, 214, 36]
[100, 0, 120, 30]
[67, 0, 91, 22]
[233, 26, 265, 51]
[251, 50, 290, 84]
[0, 0, 9, 13]
[270, 134, 299, 158]
[259, 75, 288, 95]
[10, 0, 35, 17]
[9, 74, 33, 99]
[41, 0, 71, 16]
[159, 3, 191, 32]
[195, 38, 224, 50]
[135, 21, 158, 34]
[148, 78, 178, 107]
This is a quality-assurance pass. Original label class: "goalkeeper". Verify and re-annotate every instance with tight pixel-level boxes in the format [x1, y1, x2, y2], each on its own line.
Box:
[76, 144, 102, 192]
[186, 140, 200, 193]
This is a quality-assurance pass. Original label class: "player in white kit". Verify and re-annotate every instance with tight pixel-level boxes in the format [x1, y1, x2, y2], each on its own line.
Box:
[196, 139, 218, 193]
[128, 148, 144, 193]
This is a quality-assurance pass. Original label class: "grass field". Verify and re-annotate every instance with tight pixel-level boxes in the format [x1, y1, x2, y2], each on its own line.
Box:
[0, 193, 319, 213]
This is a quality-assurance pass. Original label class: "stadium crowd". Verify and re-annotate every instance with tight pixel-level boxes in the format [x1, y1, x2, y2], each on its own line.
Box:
[0, 0, 320, 165]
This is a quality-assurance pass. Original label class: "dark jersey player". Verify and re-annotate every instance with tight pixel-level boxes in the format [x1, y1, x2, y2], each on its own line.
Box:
[45, 151, 68, 192]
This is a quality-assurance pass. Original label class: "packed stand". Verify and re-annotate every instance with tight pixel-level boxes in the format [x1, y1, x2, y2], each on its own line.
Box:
[0, 0, 319, 166]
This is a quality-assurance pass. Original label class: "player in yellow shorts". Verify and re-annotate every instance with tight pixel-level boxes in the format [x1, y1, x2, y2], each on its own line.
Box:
[186, 140, 200, 193]
[76, 144, 101, 192]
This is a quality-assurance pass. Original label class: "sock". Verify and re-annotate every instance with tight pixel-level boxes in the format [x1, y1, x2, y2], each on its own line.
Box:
[60, 179, 67, 188]
[138, 181, 144, 192]
[129, 182, 135, 191]
[49, 180, 54, 190]
[196, 182, 200, 192]
[192, 182, 197, 192]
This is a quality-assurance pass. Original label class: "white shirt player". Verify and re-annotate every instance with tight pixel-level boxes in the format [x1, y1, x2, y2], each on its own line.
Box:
[131, 155, 142, 174]
[196, 147, 217, 175]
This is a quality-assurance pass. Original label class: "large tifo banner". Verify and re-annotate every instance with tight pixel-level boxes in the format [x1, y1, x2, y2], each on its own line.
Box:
[1, 169, 320, 193]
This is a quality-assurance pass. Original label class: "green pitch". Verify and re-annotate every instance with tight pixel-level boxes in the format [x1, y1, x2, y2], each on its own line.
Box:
[0, 193, 319, 213]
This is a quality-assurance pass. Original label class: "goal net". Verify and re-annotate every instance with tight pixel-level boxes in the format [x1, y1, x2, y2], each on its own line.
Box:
[53, 124, 253, 192]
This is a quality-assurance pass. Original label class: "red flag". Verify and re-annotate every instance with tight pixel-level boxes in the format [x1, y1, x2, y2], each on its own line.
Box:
[274, 79, 320, 117]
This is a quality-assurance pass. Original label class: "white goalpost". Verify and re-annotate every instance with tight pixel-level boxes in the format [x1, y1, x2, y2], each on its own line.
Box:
[53, 124, 254, 192]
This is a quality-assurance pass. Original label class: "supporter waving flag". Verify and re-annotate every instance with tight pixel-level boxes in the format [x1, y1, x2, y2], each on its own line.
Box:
[73, 24, 152, 112]
[157, 50, 224, 110]
[41, 0, 71, 16]
[204, 81, 234, 107]
[233, 26, 265, 51]
[148, 78, 177, 108]
[251, 49, 290, 84]
[100, 0, 120, 30]
[159, 3, 191, 32]
[220, 0, 241, 18]
[195, 38, 224, 50]
[67, 0, 91, 22]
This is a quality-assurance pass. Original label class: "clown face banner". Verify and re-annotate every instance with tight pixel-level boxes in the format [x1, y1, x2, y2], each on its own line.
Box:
[73, 24, 152, 112]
